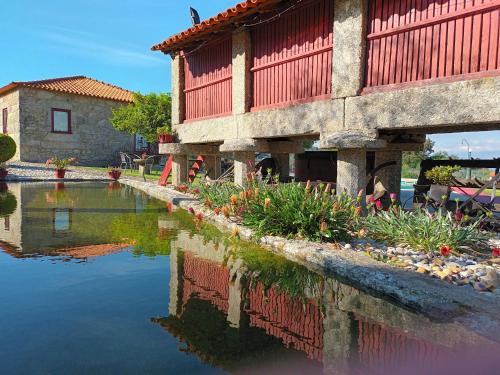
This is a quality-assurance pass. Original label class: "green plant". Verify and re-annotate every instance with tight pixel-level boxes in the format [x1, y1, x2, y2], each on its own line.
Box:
[156, 125, 171, 135]
[0, 134, 16, 166]
[46, 156, 76, 169]
[425, 165, 461, 186]
[111, 92, 171, 143]
[198, 182, 244, 209]
[0, 190, 17, 217]
[364, 207, 489, 254]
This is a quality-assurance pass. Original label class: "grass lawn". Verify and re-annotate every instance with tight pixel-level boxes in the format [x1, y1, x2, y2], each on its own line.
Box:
[77, 166, 163, 181]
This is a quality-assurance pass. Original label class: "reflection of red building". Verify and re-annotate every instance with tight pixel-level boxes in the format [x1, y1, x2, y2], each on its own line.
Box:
[246, 282, 323, 361]
[182, 252, 230, 313]
[357, 317, 450, 370]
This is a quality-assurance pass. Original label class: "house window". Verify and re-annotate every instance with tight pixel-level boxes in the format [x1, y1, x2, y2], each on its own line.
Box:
[135, 134, 148, 152]
[51, 108, 71, 133]
[2, 108, 7, 134]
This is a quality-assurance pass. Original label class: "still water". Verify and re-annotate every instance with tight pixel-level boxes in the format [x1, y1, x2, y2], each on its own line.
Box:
[0, 182, 498, 374]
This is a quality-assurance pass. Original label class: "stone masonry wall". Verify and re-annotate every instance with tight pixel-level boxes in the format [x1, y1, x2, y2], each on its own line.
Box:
[18, 88, 134, 166]
[0, 90, 21, 161]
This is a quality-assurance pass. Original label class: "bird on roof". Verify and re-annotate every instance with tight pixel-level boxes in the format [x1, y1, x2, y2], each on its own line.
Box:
[190, 7, 201, 26]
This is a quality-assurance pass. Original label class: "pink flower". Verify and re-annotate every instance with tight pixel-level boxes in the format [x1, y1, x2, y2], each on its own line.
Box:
[188, 207, 195, 215]
[375, 200, 382, 210]
[440, 245, 452, 257]
[492, 248, 500, 258]
[368, 196, 375, 203]
[390, 193, 397, 201]
[192, 188, 200, 195]
[196, 213, 203, 221]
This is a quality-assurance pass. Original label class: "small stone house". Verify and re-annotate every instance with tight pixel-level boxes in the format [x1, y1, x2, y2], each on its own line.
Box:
[0, 76, 136, 166]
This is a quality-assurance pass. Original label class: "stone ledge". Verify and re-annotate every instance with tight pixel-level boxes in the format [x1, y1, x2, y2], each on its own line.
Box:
[320, 130, 387, 149]
[220, 139, 304, 153]
[159, 143, 220, 155]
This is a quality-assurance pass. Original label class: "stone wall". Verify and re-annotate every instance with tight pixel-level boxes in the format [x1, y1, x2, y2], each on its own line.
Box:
[0, 90, 21, 161]
[18, 88, 134, 166]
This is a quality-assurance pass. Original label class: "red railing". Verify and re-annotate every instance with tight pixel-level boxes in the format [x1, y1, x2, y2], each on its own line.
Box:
[183, 37, 232, 121]
[251, 0, 333, 110]
[365, 0, 500, 91]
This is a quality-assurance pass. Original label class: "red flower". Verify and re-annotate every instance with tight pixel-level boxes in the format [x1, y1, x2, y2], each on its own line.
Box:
[492, 248, 500, 258]
[192, 188, 200, 195]
[188, 207, 195, 215]
[375, 200, 382, 210]
[440, 245, 452, 257]
[213, 207, 220, 216]
[196, 213, 203, 221]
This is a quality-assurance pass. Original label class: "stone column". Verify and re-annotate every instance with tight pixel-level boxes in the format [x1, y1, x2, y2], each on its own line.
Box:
[171, 53, 185, 125]
[272, 153, 290, 181]
[375, 149, 402, 197]
[204, 155, 222, 180]
[332, 0, 368, 98]
[232, 28, 252, 114]
[171, 154, 188, 186]
[337, 148, 366, 198]
[323, 309, 356, 375]
[234, 151, 254, 186]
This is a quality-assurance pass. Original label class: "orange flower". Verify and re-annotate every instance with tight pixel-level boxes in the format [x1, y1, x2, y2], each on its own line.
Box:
[440, 245, 452, 257]
[354, 206, 362, 216]
[254, 188, 260, 197]
[332, 202, 339, 212]
[221, 206, 230, 218]
[166, 202, 173, 213]
[264, 198, 271, 209]
[213, 207, 220, 215]
[239, 191, 246, 201]
[230, 195, 238, 205]
[196, 213, 204, 221]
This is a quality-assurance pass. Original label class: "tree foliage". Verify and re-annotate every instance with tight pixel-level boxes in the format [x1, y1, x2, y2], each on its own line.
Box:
[110, 92, 171, 143]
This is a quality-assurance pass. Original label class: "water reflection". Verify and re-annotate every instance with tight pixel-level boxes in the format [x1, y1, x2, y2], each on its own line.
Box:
[0, 183, 499, 374]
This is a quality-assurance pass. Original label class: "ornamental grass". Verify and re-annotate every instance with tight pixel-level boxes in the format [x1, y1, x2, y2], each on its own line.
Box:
[364, 207, 490, 254]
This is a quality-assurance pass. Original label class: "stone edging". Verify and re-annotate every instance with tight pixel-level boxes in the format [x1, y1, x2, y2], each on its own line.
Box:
[119, 178, 500, 342]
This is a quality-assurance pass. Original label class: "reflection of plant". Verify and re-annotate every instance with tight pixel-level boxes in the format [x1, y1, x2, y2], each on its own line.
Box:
[0, 190, 17, 217]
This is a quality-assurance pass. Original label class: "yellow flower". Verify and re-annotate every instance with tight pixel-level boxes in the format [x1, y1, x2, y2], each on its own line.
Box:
[264, 198, 271, 209]
[230, 195, 238, 205]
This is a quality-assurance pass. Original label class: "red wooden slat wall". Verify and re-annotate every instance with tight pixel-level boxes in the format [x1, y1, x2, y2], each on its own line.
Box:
[251, 0, 334, 110]
[183, 37, 232, 121]
[365, 0, 500, 90]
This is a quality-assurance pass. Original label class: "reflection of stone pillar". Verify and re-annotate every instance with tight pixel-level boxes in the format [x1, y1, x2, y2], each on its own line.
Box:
[375, 149, 402, 197]
[171, 154, 188, 186]
[234, 151, 254, 186]
[205, 155, 222, 180]
[272, 153, 290, 181]
[169, 248, 180, 316]
[323, 281, 357, 375]
[227, 259, 245, 328]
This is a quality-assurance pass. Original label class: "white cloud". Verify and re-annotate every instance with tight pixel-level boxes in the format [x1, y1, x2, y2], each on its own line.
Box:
[35, 26, 166, 67]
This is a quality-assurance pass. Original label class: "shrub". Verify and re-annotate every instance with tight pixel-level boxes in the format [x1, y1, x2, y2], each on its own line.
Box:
[425, 165, 461, 185]
[0, 134, 16, 164]
[0, 191, 17, 217]
[241, 182, 359, 242]
[198, 182, 243, 210]
[364, 207, 489, 254]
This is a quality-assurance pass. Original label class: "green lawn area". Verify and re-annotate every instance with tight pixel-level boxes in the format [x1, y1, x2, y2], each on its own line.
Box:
[78, 166, 163, 181]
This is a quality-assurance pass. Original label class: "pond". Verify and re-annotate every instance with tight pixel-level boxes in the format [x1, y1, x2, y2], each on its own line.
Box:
[0, 182, 498, 374]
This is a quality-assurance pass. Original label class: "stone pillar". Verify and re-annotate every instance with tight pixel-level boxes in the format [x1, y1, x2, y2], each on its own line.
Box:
[337, 149, 366, 198]
[375, 149, 402, 197]
[171, 53, 185, 125]
[272, 153, 290, 181]
[171, 154, 188, 186]
[323, 309, 356, 375]
[332, 0, 368, 98]
[232, 28, 252, 114]
[204, 155, 222, 180]
[234, 151, 254, 186]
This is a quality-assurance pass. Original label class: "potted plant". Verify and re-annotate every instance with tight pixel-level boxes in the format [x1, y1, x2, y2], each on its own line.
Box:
[157, 125, 173, 144]
[0, 134, 17, 180]
[425, 165, 461, 202]
[45, 156, 77, 179]
[108, 166, 122, 181]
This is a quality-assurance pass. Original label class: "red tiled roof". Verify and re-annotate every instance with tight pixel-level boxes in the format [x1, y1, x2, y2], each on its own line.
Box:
[151, 0, 275, 53]
[0, 76, 134, 103]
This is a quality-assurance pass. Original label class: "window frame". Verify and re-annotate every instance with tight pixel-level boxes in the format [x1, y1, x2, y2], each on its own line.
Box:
[2, 108, 7, 134]
[51, 108, 72, 134]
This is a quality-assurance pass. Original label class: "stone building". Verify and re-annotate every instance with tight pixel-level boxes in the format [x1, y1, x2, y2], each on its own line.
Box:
[152, 0, 500, 197]
[0, 76, 135, 166]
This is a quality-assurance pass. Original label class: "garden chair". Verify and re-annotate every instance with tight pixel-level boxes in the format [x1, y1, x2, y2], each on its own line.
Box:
[120, 152, 133, 170]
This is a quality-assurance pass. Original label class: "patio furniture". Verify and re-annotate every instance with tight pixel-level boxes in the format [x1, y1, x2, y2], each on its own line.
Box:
[120, 152, 134, 170]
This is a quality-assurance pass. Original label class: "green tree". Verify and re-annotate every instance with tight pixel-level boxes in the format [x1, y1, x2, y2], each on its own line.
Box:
[110, 92, 171, 143]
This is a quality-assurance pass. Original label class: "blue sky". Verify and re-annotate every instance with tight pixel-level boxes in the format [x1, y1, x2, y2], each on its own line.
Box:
[1, 0, 498, 158]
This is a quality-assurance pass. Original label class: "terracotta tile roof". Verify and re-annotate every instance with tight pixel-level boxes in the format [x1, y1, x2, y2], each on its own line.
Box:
[0, 76, 134, 103]
[152, 0, 275, 53]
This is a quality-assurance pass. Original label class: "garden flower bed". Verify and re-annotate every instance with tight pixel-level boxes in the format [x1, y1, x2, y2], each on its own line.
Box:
[177, 176, 500, 293]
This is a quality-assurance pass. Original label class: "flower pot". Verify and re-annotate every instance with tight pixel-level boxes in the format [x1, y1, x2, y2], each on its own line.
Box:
[108, 170, 122, 181]
[158, 134, 173, 144]
[0, 168, 7, 180]
[55, 169, 66, 179]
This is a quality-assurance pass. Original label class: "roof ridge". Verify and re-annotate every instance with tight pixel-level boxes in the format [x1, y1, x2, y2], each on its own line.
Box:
[14, 75, 86, 85]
